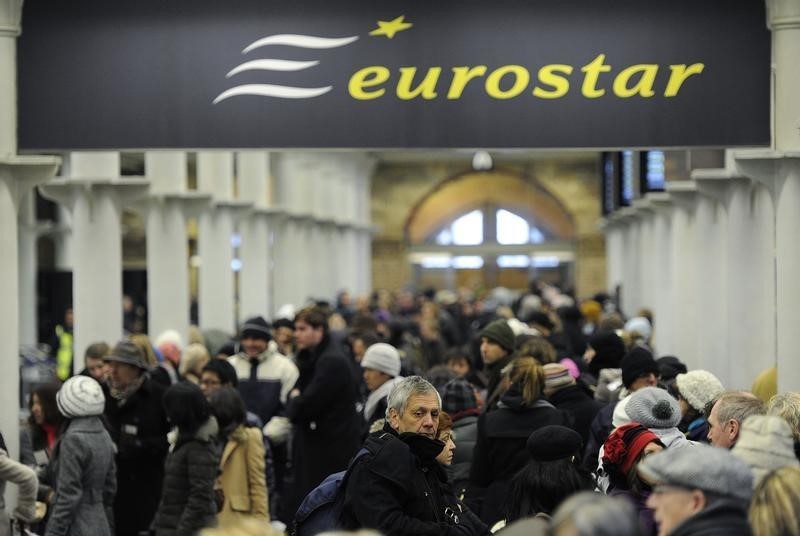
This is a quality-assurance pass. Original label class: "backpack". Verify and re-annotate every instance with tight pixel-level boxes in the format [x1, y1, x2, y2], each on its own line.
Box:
[292, 447, 369, 536]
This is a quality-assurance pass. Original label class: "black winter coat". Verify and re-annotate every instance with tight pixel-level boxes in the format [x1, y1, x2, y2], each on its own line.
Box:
[343, 427, 489, 536]
[287, 334, 361, 516]
[582, 401, 615, 470]
[104, 376, 170, 536]
[669, 499, 752, 536]
[153, 417, 220, 536]
[547, 385, 605, 446]
[447, 415, 478, 494]
[468, 390, 569, 526]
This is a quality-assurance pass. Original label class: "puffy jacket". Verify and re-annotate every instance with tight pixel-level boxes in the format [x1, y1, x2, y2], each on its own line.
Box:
[153, 417, 220, 536]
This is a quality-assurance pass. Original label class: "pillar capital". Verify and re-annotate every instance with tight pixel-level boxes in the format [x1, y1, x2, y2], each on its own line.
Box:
[39, 178, 150, 213]
[665, 180, 699, 210]
[0, 155, 61, 208]
[0, 0, 22, 37]
[691, 166, 751, 204]
[734, 150, 800, 194]
[766, 0, 800, 30]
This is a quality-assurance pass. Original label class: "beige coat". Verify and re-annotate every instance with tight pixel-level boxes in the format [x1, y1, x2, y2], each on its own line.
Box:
[216, 425, 269, 527]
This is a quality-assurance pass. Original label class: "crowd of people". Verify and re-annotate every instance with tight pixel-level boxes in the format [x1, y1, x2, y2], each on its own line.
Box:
[2, 282, 800, 536]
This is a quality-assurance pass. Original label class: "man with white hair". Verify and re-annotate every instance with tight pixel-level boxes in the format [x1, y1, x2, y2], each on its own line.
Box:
[152, 329, 183, 386]
[342, 376, 488, 535]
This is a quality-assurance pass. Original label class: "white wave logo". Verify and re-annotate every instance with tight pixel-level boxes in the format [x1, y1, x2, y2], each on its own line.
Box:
[213, 34, 359, 104]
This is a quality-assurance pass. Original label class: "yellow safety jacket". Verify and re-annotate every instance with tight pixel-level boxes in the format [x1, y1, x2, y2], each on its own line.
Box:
[55, 325, 73, 381]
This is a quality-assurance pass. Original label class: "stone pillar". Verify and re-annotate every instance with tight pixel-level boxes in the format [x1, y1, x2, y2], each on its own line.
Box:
[724, 176, 776, 389]
[237, 151, 275, 321]
[40, 154, 149, 371]
[18, 190, 49, 346]
[144, 152, 208, 342]
[0, 1, 60, 470]
[600, 219, 624, 300]
[196, 152, 251, 334]
[641, 192, 674, 356]
[631, 199, 657, 315]
[665, 182, 699, 366]
[692, 167, 734, 380]
[728, 0, 800, 392]
[615, 208, 640, 317]
[272, 153, 316, 309]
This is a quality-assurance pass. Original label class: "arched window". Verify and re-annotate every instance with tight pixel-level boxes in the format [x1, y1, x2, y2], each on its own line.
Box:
[435, 209, 483, 245]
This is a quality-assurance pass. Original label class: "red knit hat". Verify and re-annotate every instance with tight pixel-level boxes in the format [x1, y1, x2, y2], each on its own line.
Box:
[602, 423, 660, 475]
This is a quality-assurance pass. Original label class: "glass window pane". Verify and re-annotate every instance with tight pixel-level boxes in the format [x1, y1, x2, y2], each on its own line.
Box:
[452, 256, 484, 269]
[435, 228, 453, 245]
[532, 256, 560, 268]
[497, 255, 530, 268]
[497, 209, 529, 245]
[420, 256, 451, 269]
[451, 210, 483, 245]
[530, 227, 545, 244]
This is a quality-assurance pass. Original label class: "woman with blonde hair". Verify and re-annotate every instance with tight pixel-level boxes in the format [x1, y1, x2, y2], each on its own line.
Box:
[467, 356, 569, 526]
[181, 343, 211, 385]
[749, 465, 800, 536]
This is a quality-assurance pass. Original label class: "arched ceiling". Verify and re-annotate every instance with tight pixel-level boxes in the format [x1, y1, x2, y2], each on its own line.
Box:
[404, 169, 576, 243]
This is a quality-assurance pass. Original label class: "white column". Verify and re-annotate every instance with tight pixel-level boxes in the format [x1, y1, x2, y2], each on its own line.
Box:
[601, 220, 624, 298]
[729, 0, 800, 392]
[631, 199, 656, 314]
[17, 190, 45, 345]
[0, 1, 60, 471]
[665, 183, 698, 365]
[237, 151, 273, 321]
[692, 168, 736, 380]
[724, 177, 776, 389]
[144, 152, 206, 342]
[615, 209, 640, 317]
[196, 152, 250, 334]
[644, 193, 674, 356]
[40, 154, 149, 370]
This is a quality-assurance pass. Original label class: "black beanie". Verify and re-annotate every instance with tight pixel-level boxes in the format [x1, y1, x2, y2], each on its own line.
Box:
[657, 355, 687, 382]
[240, 316, 271, 341]
[480, 320, 515, 353]
[620, 346, 659, 388]
[587, 330, 626, 376]
[526, 425, 583, 461]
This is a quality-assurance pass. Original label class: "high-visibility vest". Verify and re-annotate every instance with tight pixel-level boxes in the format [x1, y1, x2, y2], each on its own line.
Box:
[55, 325, 73, 381]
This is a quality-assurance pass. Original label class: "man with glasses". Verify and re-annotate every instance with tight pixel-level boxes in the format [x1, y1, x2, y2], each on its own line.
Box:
[639, 443, 753, 535]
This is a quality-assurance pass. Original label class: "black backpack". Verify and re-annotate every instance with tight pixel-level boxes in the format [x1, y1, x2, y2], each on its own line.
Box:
[292, 447, 369, 536]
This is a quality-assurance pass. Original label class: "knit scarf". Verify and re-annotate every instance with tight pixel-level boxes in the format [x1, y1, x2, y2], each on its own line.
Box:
[110, 373, 147, 406]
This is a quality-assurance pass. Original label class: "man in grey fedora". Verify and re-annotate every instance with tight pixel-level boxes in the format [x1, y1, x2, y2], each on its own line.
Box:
[103, 339, 170, 536]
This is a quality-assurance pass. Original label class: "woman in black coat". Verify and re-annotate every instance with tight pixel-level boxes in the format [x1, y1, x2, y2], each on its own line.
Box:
[468, 357, 569, 526]
[153, 383, 220, 536]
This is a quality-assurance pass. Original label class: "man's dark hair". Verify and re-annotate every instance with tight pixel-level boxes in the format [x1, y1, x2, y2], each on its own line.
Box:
[202, 359, 238, 388]
[295, 306, 329, 334]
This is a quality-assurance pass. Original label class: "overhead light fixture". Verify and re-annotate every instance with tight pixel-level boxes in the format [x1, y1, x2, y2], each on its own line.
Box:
[472, 150, 493, 171]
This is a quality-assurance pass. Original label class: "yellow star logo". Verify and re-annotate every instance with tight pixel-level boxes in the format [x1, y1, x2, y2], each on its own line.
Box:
[369, 15, 413, 39]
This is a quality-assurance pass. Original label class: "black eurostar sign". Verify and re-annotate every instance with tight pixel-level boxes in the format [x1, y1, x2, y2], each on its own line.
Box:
[17, 0, 770, 150]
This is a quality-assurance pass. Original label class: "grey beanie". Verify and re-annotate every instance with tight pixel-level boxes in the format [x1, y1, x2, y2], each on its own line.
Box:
[625, 386, 681, 429]
[361, 343, 401, 378]
[675, 370, 724, 413]
[57, 376, 106, 418]
[732, 415, 799, 487]
[638, 443, 754, 502]
[104, 339, 149, 370]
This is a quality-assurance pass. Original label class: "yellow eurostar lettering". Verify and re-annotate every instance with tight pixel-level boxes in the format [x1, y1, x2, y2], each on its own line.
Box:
[664, 63, 705, 97]
[348, 66, 391, 100]
[581, 54, 612, 98]
[397, 67, 442, 100]
[348, 56, 705, 101]
[612, 64, 658, 98]
[533, 64, 573, 99]
[448, 66, 488, 99]
[485, 65, 530, 100]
